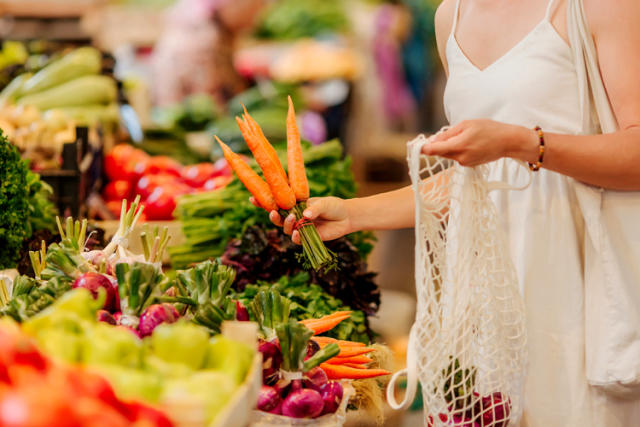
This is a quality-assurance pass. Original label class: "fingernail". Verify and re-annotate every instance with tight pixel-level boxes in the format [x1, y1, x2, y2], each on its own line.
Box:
[303, 210, 312, 218]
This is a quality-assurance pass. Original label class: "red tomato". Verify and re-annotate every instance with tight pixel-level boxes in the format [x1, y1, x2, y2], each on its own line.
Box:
[211, 157, 232, 177]
[181, 163, 217, 187]
[203, 175, 233, 191]
[123, 402, 173, 427]
[65, 369, 120, 409]
[104, 145, 149, 182]
[144, 187, 177, 220]
[106, 200, 123, 218]
[145, 156, 183, 177]
[134, 174, 180, 200]
[102, 180, 132, 202]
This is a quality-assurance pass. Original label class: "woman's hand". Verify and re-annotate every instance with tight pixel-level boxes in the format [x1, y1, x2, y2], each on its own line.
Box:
[251, 196, 353, 244]
[423, 119, 539, 166]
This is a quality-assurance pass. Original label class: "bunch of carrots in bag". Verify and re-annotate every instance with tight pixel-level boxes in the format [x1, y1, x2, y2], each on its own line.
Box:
[216, 97, 336, 271]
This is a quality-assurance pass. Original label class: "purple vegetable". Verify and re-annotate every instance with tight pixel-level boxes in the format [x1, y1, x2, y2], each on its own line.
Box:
[274, 378, 292, 397]
[300, 111, 327, 145]
[138, 303, 180, 337]
[72, 272, 120, 312]
[235, 300, 249, 321]
[96, 309, 116, 325]
[281, 389, 324, 419]
[257, 385, 282, 413]
[259, 339, 282, 386]
[306, 340, 320, 360]
[303, 367, 328, 392]
[116, 313, 141, 336]
[477, 392, 511, 427]
[319, 381, 343, 415]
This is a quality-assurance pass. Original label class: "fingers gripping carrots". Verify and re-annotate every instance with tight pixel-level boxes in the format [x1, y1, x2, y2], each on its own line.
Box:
[216, 137, 277, 211]
[287, 96, 310, 201]
[215, 97, 337, 271]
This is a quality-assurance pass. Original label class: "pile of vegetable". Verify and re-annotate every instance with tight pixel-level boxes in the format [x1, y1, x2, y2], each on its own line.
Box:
[255, 0, 349, 40]
[0, 130, 57, 270]
[223, 226, 379, 318]
[426, 359, 512, 427]
[0, 318, 173, 427]
[16, 289, 255, 426]
[0, 46, 119, 170]
[170, 138, 356, 268]
[234, 272, 372, 344]
[103, 144, 232, 220]
[2, 200, 255, 341]
[251, 290, 390, 420]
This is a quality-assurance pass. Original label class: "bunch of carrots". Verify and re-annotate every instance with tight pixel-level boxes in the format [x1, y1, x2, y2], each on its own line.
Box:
[301, 312, 391, 380]
[215, 97, 336, 271]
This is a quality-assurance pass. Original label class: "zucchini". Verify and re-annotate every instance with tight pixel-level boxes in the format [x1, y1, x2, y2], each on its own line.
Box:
[17, 75, 117, 110]
[19, 47, 101, 96]
[45, 103, 120, 126]
[0, 72, 32, 104]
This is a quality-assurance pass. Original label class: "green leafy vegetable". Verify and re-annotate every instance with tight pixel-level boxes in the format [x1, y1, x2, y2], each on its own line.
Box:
[255, 0, 348, 40]
[0, 130, 29, 269]
[236, 273, 371, 343]
[249, 289, 291, 341]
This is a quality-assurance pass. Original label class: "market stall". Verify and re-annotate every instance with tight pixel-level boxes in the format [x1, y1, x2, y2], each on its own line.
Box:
[0, 0, 446, 425]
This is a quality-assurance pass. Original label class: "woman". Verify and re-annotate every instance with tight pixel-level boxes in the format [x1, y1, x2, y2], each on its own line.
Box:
[265, 0, 640, 425]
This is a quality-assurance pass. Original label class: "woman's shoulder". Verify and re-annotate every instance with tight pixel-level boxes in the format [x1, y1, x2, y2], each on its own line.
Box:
[434, 0, 457, 73]
[582, 0, 639, 37]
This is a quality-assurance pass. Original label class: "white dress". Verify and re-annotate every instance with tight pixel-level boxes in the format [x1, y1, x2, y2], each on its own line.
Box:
[443, 0, 640, 425]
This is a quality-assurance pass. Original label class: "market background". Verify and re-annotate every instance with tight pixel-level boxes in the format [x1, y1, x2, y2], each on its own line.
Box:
[0, 0, 448, 425]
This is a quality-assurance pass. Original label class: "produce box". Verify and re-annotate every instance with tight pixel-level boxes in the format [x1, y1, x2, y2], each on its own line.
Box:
[162, 321, 262, 427]
[249, 382, 354, 427]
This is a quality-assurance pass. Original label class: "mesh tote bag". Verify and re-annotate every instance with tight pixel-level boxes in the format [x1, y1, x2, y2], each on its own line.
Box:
[568, 0, 640, 397]
[387, 132, 529, 426]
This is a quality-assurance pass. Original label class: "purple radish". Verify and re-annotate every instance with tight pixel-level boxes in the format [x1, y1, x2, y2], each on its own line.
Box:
[305, 340, 320, 360]
[281, 389, 324, 419]
[235, 300, 249, 321]
[96, 309, 116, 325]
[257, 385, 282, 412]
[303, 367, 328, 392]
[478, 392, 511, 427]
[138, 303, 180, 337]
[319, 381, 343, 415]
[258, 339, 282, 386]
[73, 272, 120, 312]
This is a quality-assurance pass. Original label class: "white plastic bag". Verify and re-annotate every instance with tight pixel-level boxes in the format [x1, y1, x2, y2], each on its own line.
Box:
[387, 133, 528, 426]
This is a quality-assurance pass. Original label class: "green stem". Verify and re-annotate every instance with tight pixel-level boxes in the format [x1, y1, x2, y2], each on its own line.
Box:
[288, 202, 337, 272]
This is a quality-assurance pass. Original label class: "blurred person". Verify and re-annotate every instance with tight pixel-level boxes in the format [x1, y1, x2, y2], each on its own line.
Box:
[266, 0, 640, 425]
[152, 0, 264, 106]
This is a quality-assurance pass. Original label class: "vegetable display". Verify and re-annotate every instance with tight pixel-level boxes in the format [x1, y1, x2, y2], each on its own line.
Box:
[170, 138, 357, 269]
[216, 99, 336, 271]
[0, 130, 29, 269]
[0, 320, 173, 427]
[103, 144, 233, 221]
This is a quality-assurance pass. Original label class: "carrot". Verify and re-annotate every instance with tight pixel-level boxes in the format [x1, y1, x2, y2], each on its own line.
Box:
[236, 109, 295, 210]
[312, 336, 365, 347]
[334, 347, 374, 358]
[237, 115, 286, 183]
[242, 106, 283, 176]
[300, 314, 351, 334]
[325, 355, 373, 365]
[320, 363, 391, 380]
[215, 136, 277, 211]
[344, 363, 367, 369]
[286, 96, 309, 201]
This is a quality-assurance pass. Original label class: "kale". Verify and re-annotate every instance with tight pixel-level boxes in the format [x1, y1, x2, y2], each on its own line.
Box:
[0, 131, 29, 269]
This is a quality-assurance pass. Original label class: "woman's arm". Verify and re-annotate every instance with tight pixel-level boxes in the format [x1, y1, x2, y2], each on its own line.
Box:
[425, 0, 640, 191]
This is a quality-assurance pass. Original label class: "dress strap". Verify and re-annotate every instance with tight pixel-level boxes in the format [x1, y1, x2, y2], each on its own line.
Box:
[451, 0, 462, 35]
[544, 0, 558, 21]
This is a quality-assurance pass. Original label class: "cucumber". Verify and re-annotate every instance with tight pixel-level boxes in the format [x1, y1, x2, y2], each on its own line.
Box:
[19, 47, 101, 96]
[17, 75, 117, 111]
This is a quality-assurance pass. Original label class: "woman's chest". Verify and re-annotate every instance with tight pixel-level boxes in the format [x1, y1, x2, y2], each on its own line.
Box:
[443, 27, 582, 132]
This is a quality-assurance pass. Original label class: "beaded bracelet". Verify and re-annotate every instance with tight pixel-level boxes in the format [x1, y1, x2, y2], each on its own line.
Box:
[528, 126, 545, 171]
